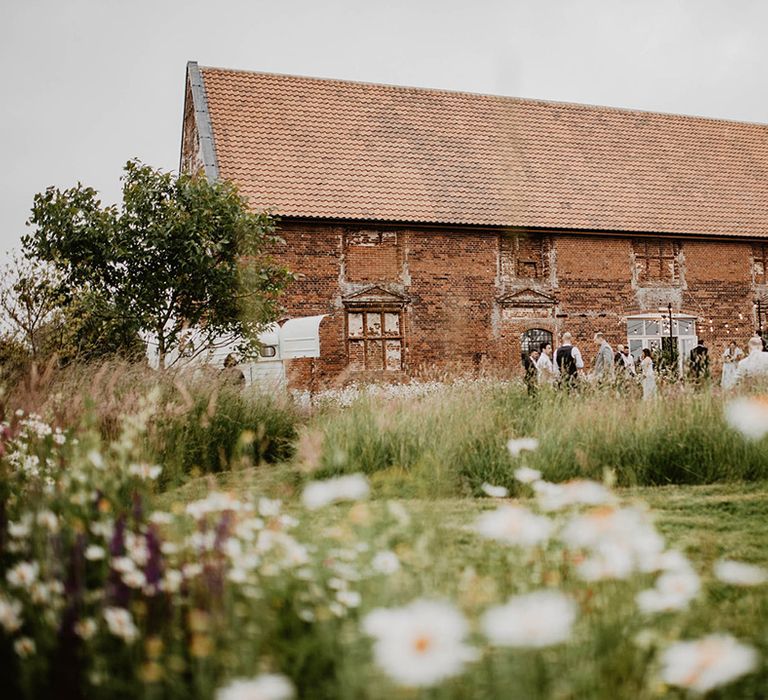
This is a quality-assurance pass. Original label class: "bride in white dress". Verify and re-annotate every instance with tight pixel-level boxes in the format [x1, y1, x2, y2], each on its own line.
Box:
[640, 348, 657, 400]
[721, 341, 743, 389]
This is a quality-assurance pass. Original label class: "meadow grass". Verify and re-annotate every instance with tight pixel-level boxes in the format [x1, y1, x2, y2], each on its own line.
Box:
[3, 366, 768, 698]
[156, 472, 768, 699]
[307, 380, 768, 494]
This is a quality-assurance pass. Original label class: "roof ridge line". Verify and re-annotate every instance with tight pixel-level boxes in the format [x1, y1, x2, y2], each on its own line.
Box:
[197, 63, 768, 130]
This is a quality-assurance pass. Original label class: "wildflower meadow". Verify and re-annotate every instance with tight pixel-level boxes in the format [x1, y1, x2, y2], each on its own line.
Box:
[1, 366, 767, 698]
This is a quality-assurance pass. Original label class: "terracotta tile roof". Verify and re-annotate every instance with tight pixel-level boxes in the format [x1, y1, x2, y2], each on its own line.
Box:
[198, 65, 768, 237]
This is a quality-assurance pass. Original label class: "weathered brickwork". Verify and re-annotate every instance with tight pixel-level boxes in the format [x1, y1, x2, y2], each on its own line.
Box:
[180, 82, 204, 176]
[271, 221, 763, 387]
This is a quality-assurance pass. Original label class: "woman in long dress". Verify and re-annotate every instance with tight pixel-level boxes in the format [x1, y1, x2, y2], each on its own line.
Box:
[640, 348, 657, 400]
[721, 341, 743, 389]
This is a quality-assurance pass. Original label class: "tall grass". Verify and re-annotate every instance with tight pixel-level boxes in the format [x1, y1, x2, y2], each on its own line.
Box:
[149, 381, 299, 486]
[307, 380, 768, 495]
[0, 360, 301, 488]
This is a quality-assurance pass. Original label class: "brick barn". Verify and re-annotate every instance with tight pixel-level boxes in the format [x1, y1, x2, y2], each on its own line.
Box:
[180, 61, 768, 387]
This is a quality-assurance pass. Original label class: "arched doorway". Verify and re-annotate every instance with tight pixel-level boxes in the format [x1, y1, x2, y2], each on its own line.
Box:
[521, 328, 553, 356]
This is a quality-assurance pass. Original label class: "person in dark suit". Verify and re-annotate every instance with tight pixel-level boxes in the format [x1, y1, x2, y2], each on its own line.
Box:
[522, 349, 540, 396]
[688, 338, 710, 383]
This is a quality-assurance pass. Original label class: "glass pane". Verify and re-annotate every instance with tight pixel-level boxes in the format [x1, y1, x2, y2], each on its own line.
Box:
[644, 320, 660, 335]
[348, 313, 364, 338]
[384, 312, 400, 336]
[627, 320, 644, 336]
[366, 340, 383, 370]
[348, 340, 365, 370]
[366, 313, 382, 338]
[677, 319, 694, 336]
[259, 345, 277, 358]
[385, 340, 402, 370]
[629, 339, 643, 359]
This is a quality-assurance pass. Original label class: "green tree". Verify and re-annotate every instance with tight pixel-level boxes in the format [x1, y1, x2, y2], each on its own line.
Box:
[0, 253, 64, 361]
[23, 161, 293, 367]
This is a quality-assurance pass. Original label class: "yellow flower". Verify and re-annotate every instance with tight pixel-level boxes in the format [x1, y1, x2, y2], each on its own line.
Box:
[188, 609, 210, 632]
[140, 661, 163, 683]
[145, 636, 163, 658]
[190, 633, 213, 658]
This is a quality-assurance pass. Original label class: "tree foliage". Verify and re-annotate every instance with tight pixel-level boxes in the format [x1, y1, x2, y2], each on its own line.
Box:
[23, 161, 293, 367]
[0, 253, 64, 360]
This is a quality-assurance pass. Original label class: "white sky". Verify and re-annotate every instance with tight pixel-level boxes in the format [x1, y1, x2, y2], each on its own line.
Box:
[2, 0, 767, 256]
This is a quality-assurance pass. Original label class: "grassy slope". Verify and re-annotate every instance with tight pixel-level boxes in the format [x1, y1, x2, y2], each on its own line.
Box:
[156, 473, 768, 697]
[161, 469, 768, 570]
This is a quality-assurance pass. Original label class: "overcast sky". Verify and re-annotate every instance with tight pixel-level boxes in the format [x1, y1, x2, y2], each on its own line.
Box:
[2, 0, 767, 256]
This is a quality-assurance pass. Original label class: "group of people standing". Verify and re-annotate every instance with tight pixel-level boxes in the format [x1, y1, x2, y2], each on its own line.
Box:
[522, 330, 768, 399]
[523, 332, 658, 399]
[720, 334, 768, 388]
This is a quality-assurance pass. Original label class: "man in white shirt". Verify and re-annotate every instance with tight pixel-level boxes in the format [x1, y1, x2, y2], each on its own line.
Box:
[535, 342, 556, 384]
[553, 332, 584, 386]
[736, 336, 768, 381]
[620, 345, 637, 377]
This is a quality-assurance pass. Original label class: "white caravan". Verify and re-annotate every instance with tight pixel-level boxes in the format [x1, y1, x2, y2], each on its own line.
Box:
[145, 315, 326, 388]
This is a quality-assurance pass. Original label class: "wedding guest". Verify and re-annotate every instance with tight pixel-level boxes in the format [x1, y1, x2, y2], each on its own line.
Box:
[736, 336, 768, 381]
[721, 341, 743, 389]
[640, 348, 657, 400]
[553, 332, 584, 388]
[535, 342, 556, 384]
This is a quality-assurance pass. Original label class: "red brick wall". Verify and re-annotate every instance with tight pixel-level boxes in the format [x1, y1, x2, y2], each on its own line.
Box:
[345, 230, 402, 282]
[681, 240, 754, 365]
[271, 222, 759, 387]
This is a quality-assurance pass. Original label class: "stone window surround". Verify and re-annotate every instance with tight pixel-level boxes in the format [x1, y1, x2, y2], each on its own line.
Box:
[345, 307, 404, 371]
[632, 238, 683, 286]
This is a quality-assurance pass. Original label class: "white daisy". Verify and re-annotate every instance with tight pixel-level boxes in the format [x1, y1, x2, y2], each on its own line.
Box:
[534, 479, 614, 511]
[13, 637, 36, 658]
[724, 396, 768, 440]
[371, 551, 400, 575]
[85, 545, 106, 561]
[659, 634, 758, 693]
[472, 505, 553, 548]
[6, 561, 39, 589]
[74, 618, 97, 640]
[301, 474, 370, 510]
[128, 462, 162, 480]
[636, 567, 701, 614]
[103, 607, 139, 643]
[0, 595, 23, 633]
[514, 466, 542, 484]
[562, 506, 665, 580]
[480, 483, 509, 498]
[482, 590, 577, 648]
[215, 674, 294, 700]
[362, 599, 478, 687]
[713, 559, 768, 586]
[507, 437, 539, 458]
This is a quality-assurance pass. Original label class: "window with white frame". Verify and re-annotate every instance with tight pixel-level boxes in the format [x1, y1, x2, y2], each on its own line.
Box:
[626, 314, 697, 373]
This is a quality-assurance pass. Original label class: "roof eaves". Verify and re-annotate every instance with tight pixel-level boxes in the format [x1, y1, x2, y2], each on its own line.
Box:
[186, 61, 220, 182]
